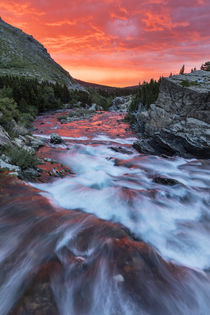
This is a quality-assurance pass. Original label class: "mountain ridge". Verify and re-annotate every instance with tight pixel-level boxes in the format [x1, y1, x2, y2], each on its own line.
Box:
[0, 17, 81, 90]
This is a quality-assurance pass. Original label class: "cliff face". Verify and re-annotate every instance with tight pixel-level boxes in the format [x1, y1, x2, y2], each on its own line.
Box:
[134, 71, 210, 158]
[0, 18, 81, 89]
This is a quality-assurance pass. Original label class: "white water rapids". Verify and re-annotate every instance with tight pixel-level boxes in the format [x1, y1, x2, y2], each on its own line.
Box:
[33, 134, 210, 271]
[1, 112, 210, 315]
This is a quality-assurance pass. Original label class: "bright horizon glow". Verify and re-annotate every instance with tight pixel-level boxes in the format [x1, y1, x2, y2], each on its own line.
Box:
[1, 0, 210, 87]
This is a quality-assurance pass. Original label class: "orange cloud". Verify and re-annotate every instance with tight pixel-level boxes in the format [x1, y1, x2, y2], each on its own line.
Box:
[1, 0, 210, 86]
[0, 0, 44, 16]
[142, 11, 189, 31]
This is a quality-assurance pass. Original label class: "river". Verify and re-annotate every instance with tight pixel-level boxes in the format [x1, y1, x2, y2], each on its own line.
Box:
[0, 111, 210, 314]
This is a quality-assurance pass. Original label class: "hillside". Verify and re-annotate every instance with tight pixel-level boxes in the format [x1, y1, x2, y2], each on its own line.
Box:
[76, 79, 139, 96]
[0, 18, 80, 89]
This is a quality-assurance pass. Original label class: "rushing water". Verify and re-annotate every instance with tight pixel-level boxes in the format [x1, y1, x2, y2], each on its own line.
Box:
[34, 138, 210, 270]
[0, 111, 210, 314]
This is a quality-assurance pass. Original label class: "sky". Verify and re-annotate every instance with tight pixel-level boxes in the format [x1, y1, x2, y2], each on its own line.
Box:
[1, 0, 210, 87]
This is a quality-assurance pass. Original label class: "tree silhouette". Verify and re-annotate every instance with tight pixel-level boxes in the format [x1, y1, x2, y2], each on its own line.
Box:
[201, 61, 210, 71]
[179, 65, 185, 75]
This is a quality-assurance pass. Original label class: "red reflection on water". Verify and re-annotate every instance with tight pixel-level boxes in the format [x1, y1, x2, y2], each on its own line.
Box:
[34, 111, 134, 139]
[33, 111, 135, 182]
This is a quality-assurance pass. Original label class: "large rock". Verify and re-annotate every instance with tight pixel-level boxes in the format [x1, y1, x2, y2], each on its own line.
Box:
[50, 133, 63, 144]
[0, 158, 20, 172]
[7, 119, 28, 136]
[110, 96, 132, 112]
[0, 125, 12, 147]
[134, 71, 210, 158]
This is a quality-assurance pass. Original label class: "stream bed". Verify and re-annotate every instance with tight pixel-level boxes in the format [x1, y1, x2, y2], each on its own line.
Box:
[0, 111, 210, 314]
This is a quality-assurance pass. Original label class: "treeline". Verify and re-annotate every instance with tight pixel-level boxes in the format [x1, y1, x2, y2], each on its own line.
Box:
[0, 76, 72, 113]
[0, 75, 112, 112]
[0, 76, 72, 131]
[75, 79, 139, 97]
[125, 78, 161, 124]
[90, 86, 138, 98]
[0, 75, 113, 133]
[129, 78, 161, 113]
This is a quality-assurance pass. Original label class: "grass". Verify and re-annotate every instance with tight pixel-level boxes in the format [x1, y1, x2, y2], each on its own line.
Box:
[180, 80, 198, 87]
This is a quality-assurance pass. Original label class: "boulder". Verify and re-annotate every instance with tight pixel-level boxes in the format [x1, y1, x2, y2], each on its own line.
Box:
[22, 168, 41, 179]
[134, 71, 210, 158]
[50, 133, 63, 144]
[110, 96, 132, 112]
[7, 119, 28, 136]
[0, 125, 12, 147]
[25, 135, 45, 149]
[0, 158, 20, 172]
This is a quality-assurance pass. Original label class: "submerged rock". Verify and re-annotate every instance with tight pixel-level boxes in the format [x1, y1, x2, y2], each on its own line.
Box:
[134, 71, 210, 158]
[22, 168, 41, 180]
[153, 176, 181, 186]
[109, 146, 133, 155]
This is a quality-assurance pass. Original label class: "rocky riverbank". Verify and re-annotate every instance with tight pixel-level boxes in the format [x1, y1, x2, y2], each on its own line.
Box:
[0, 120, 46, 179]
[133, 70, 210, 158]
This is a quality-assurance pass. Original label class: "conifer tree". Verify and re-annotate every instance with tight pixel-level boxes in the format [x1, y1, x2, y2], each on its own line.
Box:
[179, 65, 185, 75]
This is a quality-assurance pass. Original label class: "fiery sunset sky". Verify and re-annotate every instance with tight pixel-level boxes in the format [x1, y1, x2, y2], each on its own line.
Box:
[1, 0, 210, 86]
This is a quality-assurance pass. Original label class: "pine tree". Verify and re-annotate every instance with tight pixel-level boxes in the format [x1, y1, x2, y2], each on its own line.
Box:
[179, 65, 185, 75]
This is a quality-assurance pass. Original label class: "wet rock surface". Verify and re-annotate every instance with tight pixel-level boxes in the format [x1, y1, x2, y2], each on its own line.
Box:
[1, 111, 210, 314]
[1, 176, 210, 315]
[109, 146, 133, 155]
[152, 176, 181, 186]
[50, 133, 63, 144]
[134, 71, 210, 158]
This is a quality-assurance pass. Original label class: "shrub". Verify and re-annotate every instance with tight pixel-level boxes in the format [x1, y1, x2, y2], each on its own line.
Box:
[180, 80, 198, 87]
[57, 115, 67, 122]
[0, 97, 20, 127]
[19, 113, 35, 127]
[2, 146, 39, 169]
[0, 87, 13, 98]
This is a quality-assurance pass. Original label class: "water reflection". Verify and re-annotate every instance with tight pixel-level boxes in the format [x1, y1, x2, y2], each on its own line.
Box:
[0, 111, 210, 314]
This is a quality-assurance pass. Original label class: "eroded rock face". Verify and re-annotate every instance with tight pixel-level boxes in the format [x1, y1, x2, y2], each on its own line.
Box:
[110, 96, 132, 112]
[134, 71, 210, 158]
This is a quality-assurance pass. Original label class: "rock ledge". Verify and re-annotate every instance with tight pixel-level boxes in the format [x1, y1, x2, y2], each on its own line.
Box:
[134, 71, 210, 158]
